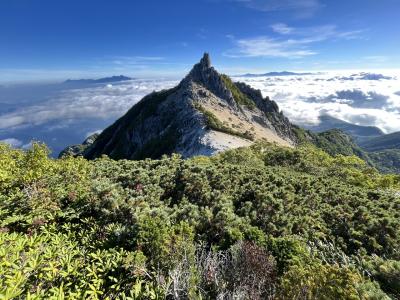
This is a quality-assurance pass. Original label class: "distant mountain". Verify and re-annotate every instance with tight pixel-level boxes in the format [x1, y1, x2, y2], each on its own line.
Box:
[358, 132, 400, 174]
[304, 127, 400, 174]
[303, 115, 400, 172]
[63, 75, 132, 85]
[238, 71, 315, 77]
[357, 72, 393, 80]
[359, 131, 400, 152]
[333, 72, 394, 81]
[307, 129, 373, 164]
[305, 115, 384, 143]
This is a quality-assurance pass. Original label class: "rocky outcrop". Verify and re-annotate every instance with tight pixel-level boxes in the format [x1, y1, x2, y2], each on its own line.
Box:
[67, 53, 299, 160]
[59, 133, 99, 158]
[185, 53, 237, 107]
[235, 82, 278, 113]
[234, 81, 297, 142]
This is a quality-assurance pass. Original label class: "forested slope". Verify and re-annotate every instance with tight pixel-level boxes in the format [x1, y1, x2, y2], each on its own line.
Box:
[296, 127, 400, 174]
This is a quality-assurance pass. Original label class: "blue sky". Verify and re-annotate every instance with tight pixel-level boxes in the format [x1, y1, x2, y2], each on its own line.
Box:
[1, 0, 400, 82]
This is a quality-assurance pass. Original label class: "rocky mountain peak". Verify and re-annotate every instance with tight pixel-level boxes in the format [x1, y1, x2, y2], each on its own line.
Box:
[186, 53, 235, 105]
[200, 52, 211, 68]
[66, 53, 298, 160]
[187, 52, 214, 80]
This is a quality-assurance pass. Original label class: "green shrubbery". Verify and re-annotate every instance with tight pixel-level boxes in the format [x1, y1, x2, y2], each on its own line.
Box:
[1, 142, 400, 298]
[369, 149, 400, 174]
[221, 75, 256, 109]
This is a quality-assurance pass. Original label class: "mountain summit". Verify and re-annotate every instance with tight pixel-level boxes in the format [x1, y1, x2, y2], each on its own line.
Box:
[68, 53, 298, 159]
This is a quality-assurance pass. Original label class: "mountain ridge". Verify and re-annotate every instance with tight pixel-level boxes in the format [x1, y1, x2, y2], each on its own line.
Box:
[63, 75, 132, 85]
[305, 115, 384, 143]
[79, 53, 297, 160]
[236, 71, 315, 77]
[359, 131, 400, 151]
[59, 54, 400, 174]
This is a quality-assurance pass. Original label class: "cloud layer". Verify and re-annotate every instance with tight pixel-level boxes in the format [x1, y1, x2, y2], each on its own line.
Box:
[236, 70, 400, 133]
[0, 79, 177, 155]
[0, 79, 177, 130]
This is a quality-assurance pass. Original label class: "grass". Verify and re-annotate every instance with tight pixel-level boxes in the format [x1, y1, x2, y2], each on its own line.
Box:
[221, 74, 256, 109]
[193, 102, 254, 141]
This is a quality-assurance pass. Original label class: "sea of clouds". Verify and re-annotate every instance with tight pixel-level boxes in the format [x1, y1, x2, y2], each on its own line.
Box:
[0, 79, 178, 155]
[237, 70, 400, 133]
[0, 70, 399, 156]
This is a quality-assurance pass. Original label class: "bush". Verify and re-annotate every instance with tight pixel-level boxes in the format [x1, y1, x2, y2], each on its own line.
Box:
[365, 258, 400, 298]
[0, 141, 399, 298]
[279, 262, 380, 300]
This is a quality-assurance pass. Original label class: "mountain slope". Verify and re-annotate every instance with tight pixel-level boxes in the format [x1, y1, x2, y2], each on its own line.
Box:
[305, 115, 384, 143]
[359, 131, 400, 151]
[368, 149, 400, 173]
[58, 133, 99, 158]
[310, 129, 371, 160]
[83, 53, 297, 160]
[292, 127, 376, 165]
[355, 131, 400, 173]
[305, 116, 400, 173]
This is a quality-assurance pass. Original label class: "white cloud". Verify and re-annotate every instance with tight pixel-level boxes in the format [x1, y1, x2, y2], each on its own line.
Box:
[271, 23, 294, 35]
[232, 0, 322, 17]
[0, 138, 23, 148]
[235, 70, 400, 133]
[22, 142, 33, 150]
[335, 30, 366, 40]
[225, 24, 365, 58]
[0, 79, 178, 130]
[225, 37, 317, 58]
[272, 24, 365, 41]
[86, 130, 102, 138]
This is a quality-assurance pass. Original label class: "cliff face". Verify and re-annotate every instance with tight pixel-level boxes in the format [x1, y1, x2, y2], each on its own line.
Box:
[69, 53, 298, 160]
